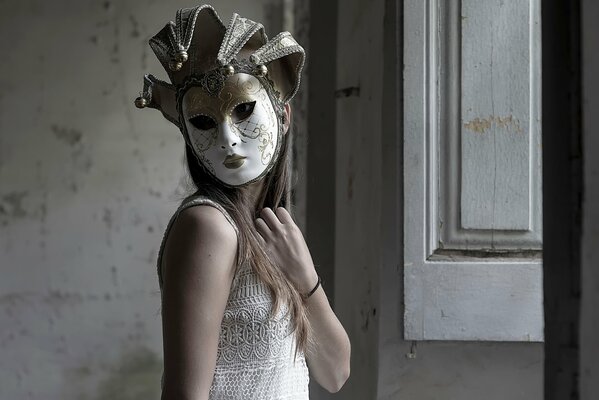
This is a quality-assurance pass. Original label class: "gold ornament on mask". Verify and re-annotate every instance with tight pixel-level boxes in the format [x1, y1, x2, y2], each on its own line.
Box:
[175, 50, 188, 63]
[134, 96, 149, 108]
[169, 60, 183, 71]
[223, 64, 235, 76]
[254, 64, 268, 77]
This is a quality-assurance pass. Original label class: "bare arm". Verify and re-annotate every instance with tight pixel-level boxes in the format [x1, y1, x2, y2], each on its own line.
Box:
[255, 207, 351, 393]
[160, 206, 238, 400]
[302, 280, 351, 393]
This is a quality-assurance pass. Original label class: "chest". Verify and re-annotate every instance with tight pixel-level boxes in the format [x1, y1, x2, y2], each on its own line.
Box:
[216, 263, 296, 364]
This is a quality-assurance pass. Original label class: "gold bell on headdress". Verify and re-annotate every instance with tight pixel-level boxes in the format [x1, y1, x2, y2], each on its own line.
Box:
[134, 96, 149, 109]
[169, 60, 183, 71]
[175, 50, 188, 63]
[255, 64, 268, 77]
[223, 64, 235, 76]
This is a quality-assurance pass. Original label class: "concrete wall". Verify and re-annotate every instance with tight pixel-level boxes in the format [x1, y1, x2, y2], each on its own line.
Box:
[0, 1, 284, 399]
[581, 0, 599, 398]
[322, 0, 544, 399]
[0, 0, 549, 398]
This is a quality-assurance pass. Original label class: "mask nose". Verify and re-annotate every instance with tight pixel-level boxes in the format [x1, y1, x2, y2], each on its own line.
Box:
[218, 121, 238, 150]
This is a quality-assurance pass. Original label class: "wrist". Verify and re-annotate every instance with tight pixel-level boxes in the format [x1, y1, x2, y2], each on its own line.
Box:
[296, 267, 319, 294]
[301, 274, 321, 300]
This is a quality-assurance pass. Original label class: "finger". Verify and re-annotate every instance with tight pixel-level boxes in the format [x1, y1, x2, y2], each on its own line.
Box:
[255, 228, 268, 247]
[260, 207, 282, 231]
[275, 207, 294, 225]
[255, 217, 272, 240]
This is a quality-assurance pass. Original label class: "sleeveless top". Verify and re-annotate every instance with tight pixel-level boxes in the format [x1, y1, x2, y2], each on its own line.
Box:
[157, 194, 310, 399]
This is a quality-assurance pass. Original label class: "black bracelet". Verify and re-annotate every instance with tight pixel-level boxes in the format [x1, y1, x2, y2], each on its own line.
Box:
[303, 275, 321, 299]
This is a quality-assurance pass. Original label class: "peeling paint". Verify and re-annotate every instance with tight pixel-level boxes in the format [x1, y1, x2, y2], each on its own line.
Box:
[463, 115, 523, 134]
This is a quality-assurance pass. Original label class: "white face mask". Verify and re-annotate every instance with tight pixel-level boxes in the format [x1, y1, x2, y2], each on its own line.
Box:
[181, 73, 280, 187]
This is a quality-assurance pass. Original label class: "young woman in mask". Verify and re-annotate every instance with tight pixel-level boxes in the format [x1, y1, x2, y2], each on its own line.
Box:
[134, 5, 350, 399]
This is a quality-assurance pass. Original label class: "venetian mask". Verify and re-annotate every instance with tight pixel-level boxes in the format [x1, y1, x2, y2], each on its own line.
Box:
[180, 73, 281, 187]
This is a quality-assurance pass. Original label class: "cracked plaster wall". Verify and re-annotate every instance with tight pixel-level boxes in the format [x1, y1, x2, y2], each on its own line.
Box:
[0, 1, 282, 399]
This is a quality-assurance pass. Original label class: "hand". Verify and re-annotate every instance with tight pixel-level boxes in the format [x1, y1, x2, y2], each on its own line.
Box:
[255, 207, 318, 294]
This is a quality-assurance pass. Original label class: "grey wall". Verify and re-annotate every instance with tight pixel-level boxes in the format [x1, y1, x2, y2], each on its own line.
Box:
[0, 0, 551, 399]
[310, 0, 544, 399]
[0, 1, 287, 399]
[581, 0, 599, 398]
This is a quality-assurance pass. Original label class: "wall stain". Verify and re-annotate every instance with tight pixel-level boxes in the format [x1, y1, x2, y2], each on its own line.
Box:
[131, 212, 143, 227]
[102, 208, 113, 230]
[0, 190, 29, 219]
[335, 86, 361, 98]
[94, 347, 162, 400]
[347, 156, 354, 200]
[1, 291, 102, 309]
[463, 115, 523, 134]
[44, 290, 85, 306]
[0, 292, 32, 306]
[360, 307, 370, 332]
[110, 22, 120, 64]
[111, 265, 118, 286]
[51, 124, 82, 146]
[141, 45, 148, 70]
[146, 248, 156, 265]
[129, 15, 140, 38]
[148, 188, 161, 198]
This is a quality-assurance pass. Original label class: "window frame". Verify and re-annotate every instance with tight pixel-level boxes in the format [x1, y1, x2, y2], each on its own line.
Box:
[403, 0, 544, 341]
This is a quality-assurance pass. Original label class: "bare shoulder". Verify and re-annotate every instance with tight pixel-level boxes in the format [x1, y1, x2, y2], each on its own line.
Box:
[162, 205, 238, 288]
[160, 204, 239, 396]
[176, 204, 237, 242]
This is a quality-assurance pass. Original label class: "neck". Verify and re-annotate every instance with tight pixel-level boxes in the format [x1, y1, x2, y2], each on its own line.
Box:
[246, 179, 265, 212]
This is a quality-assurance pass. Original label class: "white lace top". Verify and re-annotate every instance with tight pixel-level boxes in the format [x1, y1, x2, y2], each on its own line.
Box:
[157, 194, 310, 399]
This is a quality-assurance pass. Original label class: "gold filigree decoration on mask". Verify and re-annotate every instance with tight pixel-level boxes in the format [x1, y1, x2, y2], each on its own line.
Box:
[257, 125, 274, 164]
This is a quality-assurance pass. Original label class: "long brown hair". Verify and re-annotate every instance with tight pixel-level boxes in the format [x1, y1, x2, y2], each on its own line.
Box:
[183, 126, 311, 354]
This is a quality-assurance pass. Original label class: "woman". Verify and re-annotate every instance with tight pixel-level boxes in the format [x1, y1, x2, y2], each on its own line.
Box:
[134, 5, 351, 399]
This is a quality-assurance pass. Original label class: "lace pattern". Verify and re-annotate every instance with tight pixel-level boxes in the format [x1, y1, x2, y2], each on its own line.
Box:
[158, 194, 310, 399]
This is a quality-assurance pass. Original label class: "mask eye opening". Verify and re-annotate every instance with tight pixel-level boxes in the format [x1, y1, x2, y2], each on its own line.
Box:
[189, 114, 216, 130]
[232, 101, 256, 122]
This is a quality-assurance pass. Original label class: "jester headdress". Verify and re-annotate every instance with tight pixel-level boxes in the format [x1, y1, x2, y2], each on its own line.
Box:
[135, 5, 305, 187]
